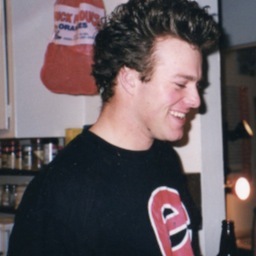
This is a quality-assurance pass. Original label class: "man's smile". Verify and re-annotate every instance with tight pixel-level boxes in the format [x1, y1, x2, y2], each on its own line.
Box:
[169, 110, 186, 119]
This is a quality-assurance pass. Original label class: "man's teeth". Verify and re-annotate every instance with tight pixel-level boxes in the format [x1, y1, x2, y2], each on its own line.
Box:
[170, 111, 185, 119]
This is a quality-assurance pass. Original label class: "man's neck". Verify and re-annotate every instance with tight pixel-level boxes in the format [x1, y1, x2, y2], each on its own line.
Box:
[89, 105, 153, 151]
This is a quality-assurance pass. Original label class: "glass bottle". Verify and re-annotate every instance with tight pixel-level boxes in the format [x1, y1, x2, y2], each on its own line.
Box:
[217, 220, 237, 256]
[2, 184, 11, 208]
[33, 138, 43, 170]
[22, 145, 32, 170]
[1, 144, 8, 168]
[8, 140, 16, 169]
[15, 143, 23, 170]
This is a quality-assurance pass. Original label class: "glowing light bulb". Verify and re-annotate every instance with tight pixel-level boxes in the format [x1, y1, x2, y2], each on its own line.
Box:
[243, 120, 254, 137]
[234, 177, 250, 200]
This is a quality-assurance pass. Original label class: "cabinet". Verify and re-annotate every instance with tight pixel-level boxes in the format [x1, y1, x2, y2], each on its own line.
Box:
[0, 0, 92, 139]
[0, 0, 8, 130]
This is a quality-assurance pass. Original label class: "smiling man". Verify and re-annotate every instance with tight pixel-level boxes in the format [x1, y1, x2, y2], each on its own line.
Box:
[91, 36, 202, 149]
[8, 0, 220, 255]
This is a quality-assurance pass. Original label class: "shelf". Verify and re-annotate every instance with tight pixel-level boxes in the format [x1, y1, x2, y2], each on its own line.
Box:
[0, 168, 39, 176]
[0, 207, 16, 215]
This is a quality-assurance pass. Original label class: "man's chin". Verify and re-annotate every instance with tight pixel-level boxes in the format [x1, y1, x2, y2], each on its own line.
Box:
[167, 131, 184, 143]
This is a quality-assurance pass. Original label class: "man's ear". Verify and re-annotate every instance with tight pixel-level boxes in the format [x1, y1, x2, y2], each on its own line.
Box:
[117, 66, 140, 95]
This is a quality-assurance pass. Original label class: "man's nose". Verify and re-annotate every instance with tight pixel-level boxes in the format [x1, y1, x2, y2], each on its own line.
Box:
[185, 87, 201, 109]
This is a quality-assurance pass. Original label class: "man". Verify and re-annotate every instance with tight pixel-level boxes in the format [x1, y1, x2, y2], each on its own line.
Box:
[8, 0, 220, 255]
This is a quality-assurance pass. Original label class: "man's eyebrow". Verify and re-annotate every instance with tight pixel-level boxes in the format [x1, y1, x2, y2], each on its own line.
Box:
[174, 74, 202, 82]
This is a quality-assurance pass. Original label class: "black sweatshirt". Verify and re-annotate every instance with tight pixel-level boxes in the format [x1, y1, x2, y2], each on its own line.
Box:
[8, 127, 201, 256]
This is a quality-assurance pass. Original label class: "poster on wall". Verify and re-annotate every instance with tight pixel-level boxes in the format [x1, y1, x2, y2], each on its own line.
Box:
[40, 0, 106, 95]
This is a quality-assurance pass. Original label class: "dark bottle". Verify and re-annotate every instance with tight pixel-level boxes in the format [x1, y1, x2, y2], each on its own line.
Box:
[15, 143, 22, 170]
[1, 144, 8, 168]
[217, 220, 237, 256]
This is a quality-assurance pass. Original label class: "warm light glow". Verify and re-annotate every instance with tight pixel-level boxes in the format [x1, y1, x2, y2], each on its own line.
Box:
[234, 177, 251, 200]
[242, 120, 254, 137]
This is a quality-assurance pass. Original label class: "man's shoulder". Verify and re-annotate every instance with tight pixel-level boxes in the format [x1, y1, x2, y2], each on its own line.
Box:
[50, 128, 98, 168]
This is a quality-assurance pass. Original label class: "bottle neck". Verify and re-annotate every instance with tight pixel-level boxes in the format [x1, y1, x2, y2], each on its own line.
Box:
[217, 220, 237, 256]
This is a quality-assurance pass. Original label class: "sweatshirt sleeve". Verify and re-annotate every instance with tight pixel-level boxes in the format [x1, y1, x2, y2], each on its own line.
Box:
[7, 170, 78, 256]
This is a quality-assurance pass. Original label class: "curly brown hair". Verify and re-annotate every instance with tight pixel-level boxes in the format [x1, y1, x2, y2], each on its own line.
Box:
[92, 0, 220, 102]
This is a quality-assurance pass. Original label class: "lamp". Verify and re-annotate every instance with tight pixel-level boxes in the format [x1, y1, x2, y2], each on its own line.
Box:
[227, 119, 253, 141]
[225, 175, 251, 200]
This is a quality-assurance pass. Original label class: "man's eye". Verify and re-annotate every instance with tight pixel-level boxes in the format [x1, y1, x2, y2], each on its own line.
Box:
[175, 83, 186, 88]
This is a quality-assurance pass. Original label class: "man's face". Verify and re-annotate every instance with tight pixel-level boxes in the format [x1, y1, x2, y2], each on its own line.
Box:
[134, 37, 202, 142]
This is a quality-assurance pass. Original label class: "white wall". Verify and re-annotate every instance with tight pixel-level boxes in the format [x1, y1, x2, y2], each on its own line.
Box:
[198, 51, 225, 255]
